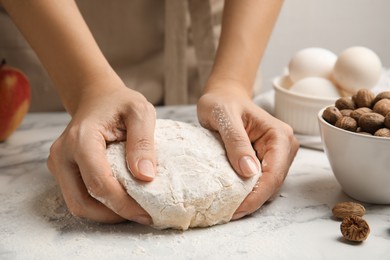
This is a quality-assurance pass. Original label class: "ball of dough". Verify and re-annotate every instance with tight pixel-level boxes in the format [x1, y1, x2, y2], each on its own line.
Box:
[333, 46, 382, 93]
[288, 47, 337, 83]
[106, 119, 261, 230]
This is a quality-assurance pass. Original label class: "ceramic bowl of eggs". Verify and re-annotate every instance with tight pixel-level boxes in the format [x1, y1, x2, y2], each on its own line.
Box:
[273, 46, 382, 136]
[318, 89, 390, 204]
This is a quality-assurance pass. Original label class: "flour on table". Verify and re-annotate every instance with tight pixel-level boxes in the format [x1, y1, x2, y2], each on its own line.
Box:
[106, 119, 261, 230]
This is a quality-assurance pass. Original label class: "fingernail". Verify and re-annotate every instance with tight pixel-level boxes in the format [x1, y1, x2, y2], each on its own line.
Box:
[232, 211, 248, 220]
[138, 160, 155, 178]
[132, 215, 152, 225]
[239, 156, 259, 177]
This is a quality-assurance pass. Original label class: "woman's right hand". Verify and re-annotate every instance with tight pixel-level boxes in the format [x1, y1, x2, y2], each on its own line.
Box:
[47, 83, 157, 224]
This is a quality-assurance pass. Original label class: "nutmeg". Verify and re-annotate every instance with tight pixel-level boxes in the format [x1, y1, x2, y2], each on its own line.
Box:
[352, 89, 375, 108]
[385, 112, 390, 129]
[335, 97, 356, 110]
[358, 112, 385, 134]
[373, 98, 390, 116]
[340, 109, 353, 117]
[335, 116, 357, 132]
[322, 106, 342, 125]
[350, 107, 373, 122]
[373, 91, 390, 105]
[340, 215, 370, 242]
[327, 90, 390, 135]
[374, 128, 390, 137]
[332, 202, 366, 219]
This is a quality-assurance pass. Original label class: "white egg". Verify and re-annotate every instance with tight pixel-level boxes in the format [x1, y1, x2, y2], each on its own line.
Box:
[290, 77, 341, 98]
[332, 46, 382, 93]
[288, 47, 337, 83]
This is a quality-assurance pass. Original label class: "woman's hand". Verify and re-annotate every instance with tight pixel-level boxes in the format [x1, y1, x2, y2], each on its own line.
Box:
[197, 83, 299, 220]
[2, 0, 158, 225]
[47, 83, 157, 224]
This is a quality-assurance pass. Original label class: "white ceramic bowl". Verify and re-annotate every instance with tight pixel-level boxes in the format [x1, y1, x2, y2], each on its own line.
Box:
[318, 108, 390, 204]
[273, 76, 338, 135]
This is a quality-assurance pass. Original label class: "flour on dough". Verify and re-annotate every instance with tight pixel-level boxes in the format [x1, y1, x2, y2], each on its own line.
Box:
[106, 119, 261, 230]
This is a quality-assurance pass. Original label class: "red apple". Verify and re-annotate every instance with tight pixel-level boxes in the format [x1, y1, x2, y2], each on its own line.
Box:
[0, 59, 31, 141]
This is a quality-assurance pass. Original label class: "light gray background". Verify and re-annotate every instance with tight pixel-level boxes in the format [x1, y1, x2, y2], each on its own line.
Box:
[260, 0, 390, 92]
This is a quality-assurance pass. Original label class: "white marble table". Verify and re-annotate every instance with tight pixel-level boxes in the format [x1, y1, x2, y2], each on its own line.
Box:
[1, 106, 389, 260]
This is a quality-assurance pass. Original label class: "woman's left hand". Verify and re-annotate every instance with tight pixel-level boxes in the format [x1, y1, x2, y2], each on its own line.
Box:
[197, 84, 299, 220]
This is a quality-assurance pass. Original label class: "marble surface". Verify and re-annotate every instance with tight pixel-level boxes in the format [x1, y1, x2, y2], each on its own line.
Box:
[1, 105, 389, 260]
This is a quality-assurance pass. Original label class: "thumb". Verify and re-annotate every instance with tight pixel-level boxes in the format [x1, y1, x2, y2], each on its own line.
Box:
[217, 116, 260, 178]
[124, 116, 157, 182]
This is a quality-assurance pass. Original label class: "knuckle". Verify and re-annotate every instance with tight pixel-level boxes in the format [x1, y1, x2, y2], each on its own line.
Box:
[230, 133, 248, 143]
[275, 121, 294, 138]
[66, 124, 101, 159]
[66, 126, 79, 142]
[131, 91, 148, 102]
[228, 135, 250, 149]
[66, 120, 95, 143]
[66, 123, 87, 145]
[134, 138, 154, 152]
[49, 138, 62, 158]
[46, 155, 56, 177]
[136, 100, 154, 114]
[291, 137, 300, 153]
[279, 123, 300, 153]
[283, 123, 294, 137]
[128, 99, 156, 120]
[47, 139, 64, 177]
[273, 123, 295, 143]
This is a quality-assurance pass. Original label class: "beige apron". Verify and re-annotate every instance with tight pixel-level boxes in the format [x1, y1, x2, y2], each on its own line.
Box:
[1, 0, 261, 112]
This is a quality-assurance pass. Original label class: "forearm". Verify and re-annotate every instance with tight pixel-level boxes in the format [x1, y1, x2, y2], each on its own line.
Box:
[2, 0, 121, 115]
[206, 0, 283, 97]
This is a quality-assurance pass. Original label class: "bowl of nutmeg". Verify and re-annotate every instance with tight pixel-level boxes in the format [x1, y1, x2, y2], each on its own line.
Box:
[318, 89, 390, 204]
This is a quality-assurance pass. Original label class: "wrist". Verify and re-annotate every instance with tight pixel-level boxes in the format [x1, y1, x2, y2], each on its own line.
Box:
[203, 75, 252, 100]
[61, 68, 125, 115]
